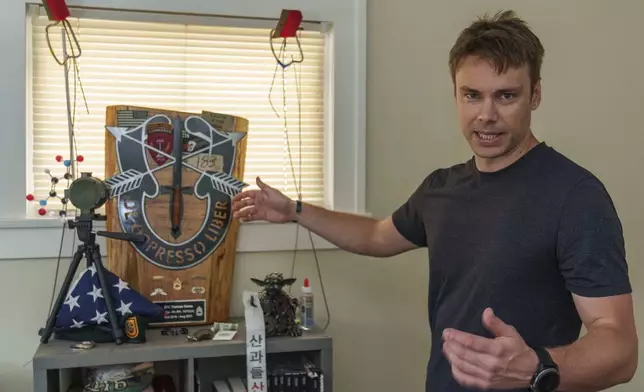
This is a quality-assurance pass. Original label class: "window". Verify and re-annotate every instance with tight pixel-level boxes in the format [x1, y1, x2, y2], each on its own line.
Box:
[27, 6, 327, 217]
[0, 1, 364, 257]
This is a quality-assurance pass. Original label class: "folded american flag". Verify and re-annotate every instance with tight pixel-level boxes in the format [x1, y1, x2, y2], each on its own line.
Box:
[55, 265, 164, 332]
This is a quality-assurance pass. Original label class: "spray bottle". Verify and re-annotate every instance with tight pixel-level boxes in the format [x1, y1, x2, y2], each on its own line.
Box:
[300, 277, 314, 330]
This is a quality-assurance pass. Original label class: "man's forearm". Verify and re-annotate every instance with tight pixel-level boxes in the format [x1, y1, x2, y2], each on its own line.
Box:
[546, 324, 637, 391]
[291, 201, 384, 256]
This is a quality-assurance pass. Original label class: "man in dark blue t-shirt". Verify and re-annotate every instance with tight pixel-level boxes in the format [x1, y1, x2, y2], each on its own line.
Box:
[231, 9, 638, 392]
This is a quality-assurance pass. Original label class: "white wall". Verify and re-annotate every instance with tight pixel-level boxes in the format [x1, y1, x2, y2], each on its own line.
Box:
[2, 1, 644, 392]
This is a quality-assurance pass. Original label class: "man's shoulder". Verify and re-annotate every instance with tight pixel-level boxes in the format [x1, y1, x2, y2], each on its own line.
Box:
[541, 144, 590, 174]
[422, 161, 474, 189]
[538, 144, 604, 191]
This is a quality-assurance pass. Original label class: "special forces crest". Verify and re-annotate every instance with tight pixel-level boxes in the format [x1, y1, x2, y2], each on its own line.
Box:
[105, 110, 248, 270]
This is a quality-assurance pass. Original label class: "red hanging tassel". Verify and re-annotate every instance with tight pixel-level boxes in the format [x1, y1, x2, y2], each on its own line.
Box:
[272, 10, 302, 39]
[41, 0, 70, 22]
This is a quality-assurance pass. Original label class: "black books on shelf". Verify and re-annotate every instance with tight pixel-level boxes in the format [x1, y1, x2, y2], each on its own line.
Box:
[212, 355, 324, 392]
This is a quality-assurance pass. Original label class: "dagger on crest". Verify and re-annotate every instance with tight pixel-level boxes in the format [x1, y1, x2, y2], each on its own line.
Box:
[162, 116, 193, 239]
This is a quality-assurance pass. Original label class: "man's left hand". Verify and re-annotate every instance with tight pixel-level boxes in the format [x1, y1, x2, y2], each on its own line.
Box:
[442, 308, 539, 390]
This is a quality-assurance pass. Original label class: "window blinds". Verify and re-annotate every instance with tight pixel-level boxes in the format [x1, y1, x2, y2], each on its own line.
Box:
[28, 9, 326, 216]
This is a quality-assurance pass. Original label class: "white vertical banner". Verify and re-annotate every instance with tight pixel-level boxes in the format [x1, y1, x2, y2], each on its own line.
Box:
[244, 291, 267, 392]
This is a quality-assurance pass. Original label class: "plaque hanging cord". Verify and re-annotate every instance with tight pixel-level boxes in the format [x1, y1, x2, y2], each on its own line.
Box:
[45, 17, 89, 180]
[269, 29, 331, 331]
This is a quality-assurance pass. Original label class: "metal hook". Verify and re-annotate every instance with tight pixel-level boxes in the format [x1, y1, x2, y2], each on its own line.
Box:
[46, 19, 82, 66]
[269, 29, 304, 68]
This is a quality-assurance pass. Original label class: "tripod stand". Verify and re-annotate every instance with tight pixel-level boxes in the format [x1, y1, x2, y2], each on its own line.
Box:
[38, 212, 146, 344]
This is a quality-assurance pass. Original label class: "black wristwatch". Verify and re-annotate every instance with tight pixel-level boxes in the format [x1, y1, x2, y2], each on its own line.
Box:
[530, 347, 560, 392]
[291, 200, 302, 222]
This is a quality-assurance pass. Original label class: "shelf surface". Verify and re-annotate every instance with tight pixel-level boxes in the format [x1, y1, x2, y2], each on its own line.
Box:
[32, 323, 332, 370]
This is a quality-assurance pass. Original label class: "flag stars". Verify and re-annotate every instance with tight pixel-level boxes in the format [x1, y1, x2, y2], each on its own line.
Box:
[87, 285, 103, 302]
[91, 310, 108, 325]
[64, 295, 80, 312]
[116, 300, 133, 316]
[114, 278, 130, 293]
[71, 319, 85, 329]
[87, 265, 97, 276]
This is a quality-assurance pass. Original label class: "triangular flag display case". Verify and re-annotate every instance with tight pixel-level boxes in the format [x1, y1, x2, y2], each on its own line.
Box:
[104, 105, 249, 327]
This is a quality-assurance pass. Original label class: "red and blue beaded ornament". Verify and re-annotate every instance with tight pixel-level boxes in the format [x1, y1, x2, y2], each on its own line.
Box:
[26, 154, 84, 217]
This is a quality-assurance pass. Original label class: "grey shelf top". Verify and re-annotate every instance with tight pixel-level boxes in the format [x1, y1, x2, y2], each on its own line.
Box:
[32, 324, 332, 370]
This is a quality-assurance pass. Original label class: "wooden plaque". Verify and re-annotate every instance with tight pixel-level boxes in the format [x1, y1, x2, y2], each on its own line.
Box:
[104, 105, 248, 327]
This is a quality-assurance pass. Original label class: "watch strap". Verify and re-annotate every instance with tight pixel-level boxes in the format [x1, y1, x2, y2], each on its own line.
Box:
[530, 347, 559, 392]
[533, 347, 556, 368]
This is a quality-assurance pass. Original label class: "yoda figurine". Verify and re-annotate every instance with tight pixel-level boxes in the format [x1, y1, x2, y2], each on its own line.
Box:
[251, 272, 303, 337]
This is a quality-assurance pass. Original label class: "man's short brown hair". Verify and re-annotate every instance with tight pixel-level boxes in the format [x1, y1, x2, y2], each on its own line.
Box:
[449, 10, 545, 90]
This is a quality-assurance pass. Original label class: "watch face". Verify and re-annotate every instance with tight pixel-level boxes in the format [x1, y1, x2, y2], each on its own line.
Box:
[536, 369, 560, 392]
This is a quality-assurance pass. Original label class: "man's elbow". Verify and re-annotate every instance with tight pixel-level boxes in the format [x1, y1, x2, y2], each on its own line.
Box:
[615, 333, 638, 384]
[621, 341, 638, 383]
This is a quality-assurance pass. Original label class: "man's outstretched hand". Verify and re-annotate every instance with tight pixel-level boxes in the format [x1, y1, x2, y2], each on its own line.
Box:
[232, 177, 296, 223]
[442, 308, 539, 390]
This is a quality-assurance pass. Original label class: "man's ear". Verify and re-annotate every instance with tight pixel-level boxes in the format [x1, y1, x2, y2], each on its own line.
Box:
[531, 80, 542, 110]
[283, 278, 297, 286]
[251, 278, 266, 286]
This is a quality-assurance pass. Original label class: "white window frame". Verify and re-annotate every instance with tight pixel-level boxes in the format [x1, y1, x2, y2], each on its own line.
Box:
[0, 0, 366, 259]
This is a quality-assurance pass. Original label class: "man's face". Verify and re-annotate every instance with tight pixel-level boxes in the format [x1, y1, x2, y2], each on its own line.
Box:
[454, 56, 541, 170]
